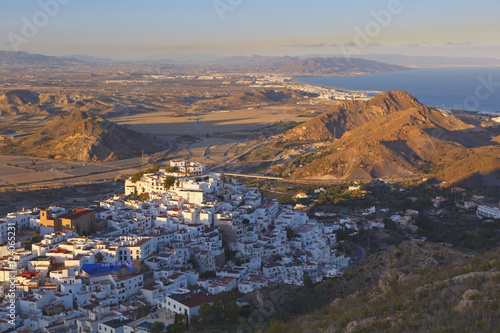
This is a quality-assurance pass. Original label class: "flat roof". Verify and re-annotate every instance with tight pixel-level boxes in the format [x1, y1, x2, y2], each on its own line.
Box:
[169, 292, 218, 308]
[58, 209, 94, 220]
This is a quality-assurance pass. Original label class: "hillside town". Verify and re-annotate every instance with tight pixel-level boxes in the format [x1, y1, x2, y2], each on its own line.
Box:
[1, 160, 499, 332]
[0, 160, 354, 333]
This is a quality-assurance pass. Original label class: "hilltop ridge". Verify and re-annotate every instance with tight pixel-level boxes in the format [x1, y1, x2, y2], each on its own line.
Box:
[0, 110, 165, 161]
[281, 90, 425, 142]
[270, 90, 500, 184]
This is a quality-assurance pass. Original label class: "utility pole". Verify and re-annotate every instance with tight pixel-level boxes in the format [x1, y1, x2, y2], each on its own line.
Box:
[142, 149, 145, 170]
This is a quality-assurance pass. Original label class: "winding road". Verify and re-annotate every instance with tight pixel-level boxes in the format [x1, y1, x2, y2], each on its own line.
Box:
[348, 241, 368, 264]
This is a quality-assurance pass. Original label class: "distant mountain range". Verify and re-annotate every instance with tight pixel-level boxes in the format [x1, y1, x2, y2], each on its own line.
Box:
[1, 50, 498, 69]
[60, 54, 115, 63]
[0, 51, 81, 68]
[352, 54, 500, 67]
[0, 51, 404, 75]
[274, 90, 500, 184]
[269, 57, 406, 75]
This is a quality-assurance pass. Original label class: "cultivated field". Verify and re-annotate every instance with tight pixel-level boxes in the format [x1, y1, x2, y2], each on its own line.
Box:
[114, 105, 303, 135]
[0, 155, 143, 188]
[113, 105, 307, 168]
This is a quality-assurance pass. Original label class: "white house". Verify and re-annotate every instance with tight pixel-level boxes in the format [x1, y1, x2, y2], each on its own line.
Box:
[163, 291, 218, 322]
[477, 205, 500, 219]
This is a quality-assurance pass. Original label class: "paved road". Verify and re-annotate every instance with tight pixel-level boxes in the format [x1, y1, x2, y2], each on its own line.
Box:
[147, 138, 175, 166]
[348, 241, 368, 264]
[223, 172, 284, 180]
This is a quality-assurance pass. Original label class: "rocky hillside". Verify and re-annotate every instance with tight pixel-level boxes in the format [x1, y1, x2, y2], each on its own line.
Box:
[281, 90, 425, 142]
[263, 244, 499, 333]
[0, 89, 154, 116]
[273, 90, 500, 183]
[0, 90, 45, 115]
[0, 111, 165, 161]
[195, 89, 298, 110]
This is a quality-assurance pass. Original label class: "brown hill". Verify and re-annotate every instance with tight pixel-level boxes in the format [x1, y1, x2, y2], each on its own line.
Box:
[0, 90, 40, 105]
[282, 90, 424, 142]
[0, 90, 45, 115]
[256, 244, 498, 333]
[275, 91, 500, 183]
[196, 90, 295, 109]
[0, 111, 165, 161]
[0, 89, 152, 116]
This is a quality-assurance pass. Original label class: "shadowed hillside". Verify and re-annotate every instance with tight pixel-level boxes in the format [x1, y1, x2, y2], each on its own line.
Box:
[0, 111, 165, 161]
[262, 244, 499, 333]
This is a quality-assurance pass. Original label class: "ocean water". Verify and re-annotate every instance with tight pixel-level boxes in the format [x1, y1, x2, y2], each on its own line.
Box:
[297, 67, 500, 113]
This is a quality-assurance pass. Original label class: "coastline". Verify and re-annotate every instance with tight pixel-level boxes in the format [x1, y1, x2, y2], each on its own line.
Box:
[293, 67, 500, 114]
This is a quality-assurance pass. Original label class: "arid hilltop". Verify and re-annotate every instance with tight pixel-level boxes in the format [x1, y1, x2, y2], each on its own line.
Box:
[281, 91, 425, 142]
[272, 91, 500, 184]
[0, 111, 165, 162]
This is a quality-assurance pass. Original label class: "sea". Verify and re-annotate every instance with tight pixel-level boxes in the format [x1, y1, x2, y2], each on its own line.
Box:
[297, 66, 500, 113]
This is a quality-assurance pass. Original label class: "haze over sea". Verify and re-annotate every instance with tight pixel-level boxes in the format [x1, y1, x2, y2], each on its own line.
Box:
[298, 66, 500, 113]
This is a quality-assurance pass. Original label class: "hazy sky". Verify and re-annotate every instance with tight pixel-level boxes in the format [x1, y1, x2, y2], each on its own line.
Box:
[0, 0, 499, 60]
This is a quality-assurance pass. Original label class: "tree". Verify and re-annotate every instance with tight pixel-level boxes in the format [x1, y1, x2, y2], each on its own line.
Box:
[174, 313, 184, 325]
[165, 166, 179, 173]
[286, 227, 296, 240]
[94, 252, 104, 263]
[224, 300, 240, 322]
[147, 321, 166, 333]
[415, 214, 433, 232]
[148, 163, 160, 173]
[135, 304, 152, 319]
[303, 273, 314, 288]
[164, 176, 176, 189]
[131, 172, 144, 183]
[198, 303, 223, 323]
[384, 218, 398, 231]
[217, 291, 236, 305]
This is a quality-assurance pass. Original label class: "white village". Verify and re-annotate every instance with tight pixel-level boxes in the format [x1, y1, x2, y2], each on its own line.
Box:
[0, 160, 352, 333]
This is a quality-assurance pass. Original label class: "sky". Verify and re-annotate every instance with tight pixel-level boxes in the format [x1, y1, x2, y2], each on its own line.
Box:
[0, 0, 499, 60]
